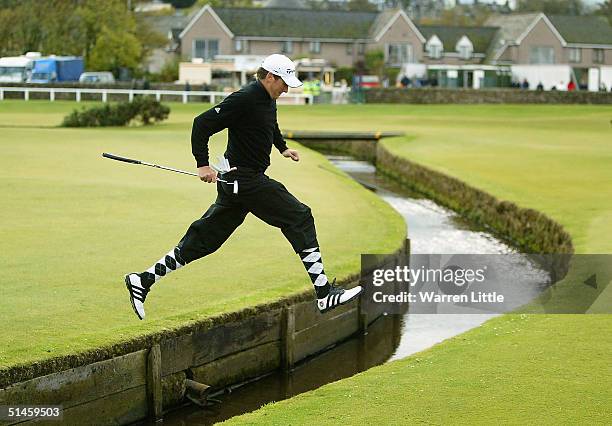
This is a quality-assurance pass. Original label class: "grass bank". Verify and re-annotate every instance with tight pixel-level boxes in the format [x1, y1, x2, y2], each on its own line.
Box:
[0, 100, 405, 371]
[222, 103, 612, 424]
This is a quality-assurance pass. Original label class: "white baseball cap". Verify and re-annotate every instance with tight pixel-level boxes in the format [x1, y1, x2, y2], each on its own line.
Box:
[261, 54, 302, 88]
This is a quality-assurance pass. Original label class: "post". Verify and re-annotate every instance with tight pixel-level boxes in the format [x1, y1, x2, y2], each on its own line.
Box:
[182, 92, 188, 104]
[76, 90, 81, 102]
[50, 89, 55, 102]
[0, 89, 3, 100]
[147, 344, 163, 421]
[102, 91, 107, 103]
[24, 89, 29, 101]
[358, 293, 368, 334]
[156, 91, 161, 102]
[210, 94, 215, 104]
[129, 91, 134, 102]
[281, 306, 295, 371]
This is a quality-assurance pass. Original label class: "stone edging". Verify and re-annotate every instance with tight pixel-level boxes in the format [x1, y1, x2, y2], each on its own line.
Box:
[375, 142, 573, 255]
[365, 88, 612, 105]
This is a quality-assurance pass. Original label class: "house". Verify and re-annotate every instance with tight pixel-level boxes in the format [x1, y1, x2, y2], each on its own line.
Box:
[146, 3, 612, 91]
[177, 6, 494, 69]
[486, 13, 612, 89]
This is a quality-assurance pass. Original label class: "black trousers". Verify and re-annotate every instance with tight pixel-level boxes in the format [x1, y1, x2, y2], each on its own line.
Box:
[177, 170, 319, 264]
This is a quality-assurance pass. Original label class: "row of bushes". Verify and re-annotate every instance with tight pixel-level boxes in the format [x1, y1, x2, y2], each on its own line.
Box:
[61, 97, 170, 127]
[375, 143, 573, 255]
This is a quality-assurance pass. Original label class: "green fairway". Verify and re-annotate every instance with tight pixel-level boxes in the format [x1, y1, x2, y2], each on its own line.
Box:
[224, 314, 612, 425]
[0, 100, 405, 369]
[218, 102, 612, 424]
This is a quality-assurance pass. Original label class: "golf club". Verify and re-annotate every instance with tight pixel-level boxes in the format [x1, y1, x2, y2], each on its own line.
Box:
[102, 152, 239, 193]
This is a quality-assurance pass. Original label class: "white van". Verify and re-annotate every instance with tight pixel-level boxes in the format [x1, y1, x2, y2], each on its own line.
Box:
[0, 56, 34, 83]
[79, 72, 115, 84]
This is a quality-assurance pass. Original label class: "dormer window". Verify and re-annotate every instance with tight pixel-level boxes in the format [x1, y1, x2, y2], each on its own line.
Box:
[426, 35, 443, 59]
[456, 35, 473, 60]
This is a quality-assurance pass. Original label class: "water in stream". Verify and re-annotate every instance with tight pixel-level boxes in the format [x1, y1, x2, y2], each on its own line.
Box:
[155, 155, 550, 425]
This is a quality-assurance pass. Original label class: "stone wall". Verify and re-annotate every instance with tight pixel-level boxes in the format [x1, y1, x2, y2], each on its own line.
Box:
[0, 251, 407, 425]
[365, 88, 612, 104]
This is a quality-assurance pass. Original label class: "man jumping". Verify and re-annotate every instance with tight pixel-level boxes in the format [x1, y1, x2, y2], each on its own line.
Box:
[124, 54, 362, 320]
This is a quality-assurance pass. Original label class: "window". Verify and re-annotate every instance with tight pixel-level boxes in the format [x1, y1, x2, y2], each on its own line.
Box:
[281, 40, 293, 54]
[386, 43, 412, 65]
[358, 43, 365, 55]
[309, 41, 321, 54]
[529, 46, 555, 64]
[593, 48, 605, 64]
[235, 39, 243, 52]
[347, 44, 353, 55]
[568, 48, 581, 63]
[426, 35, 443, 59]
[458, 45, 472, 60]
[428, 45, 442, 59]
[455, 36, 473, 60]
[193, 39, 219, 60]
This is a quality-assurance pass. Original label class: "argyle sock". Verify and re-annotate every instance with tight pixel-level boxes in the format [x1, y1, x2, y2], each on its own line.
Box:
[299, 247, 330, 298]
[140, 246, 186, 288]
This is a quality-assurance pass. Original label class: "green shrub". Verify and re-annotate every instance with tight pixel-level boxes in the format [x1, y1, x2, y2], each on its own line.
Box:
[61, 97, 170, 127]
[335, 67, 354, 84]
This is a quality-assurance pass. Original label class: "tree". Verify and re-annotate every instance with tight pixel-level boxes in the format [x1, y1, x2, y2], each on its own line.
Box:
[195, 0, 255, 7]
[88, 26, 142, 75]
[75, 0, 139, 65]
[384, 0, 412, 9]
[157, 57, 181, 82]
[365, 49, 385, 78]
[517, 0, 585, 15]
[0, 0, 81, 56]
[170, 0, 197, 8]
[0, 0, 166, 76]
[596, 0, 612, 26]
[135, 15, 169, 68]
[420, 3, 491, 26]
[348, 0, 378, 12]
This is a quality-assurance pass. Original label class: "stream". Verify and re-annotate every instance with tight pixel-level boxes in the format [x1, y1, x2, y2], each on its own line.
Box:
[153, 155, 550, 426]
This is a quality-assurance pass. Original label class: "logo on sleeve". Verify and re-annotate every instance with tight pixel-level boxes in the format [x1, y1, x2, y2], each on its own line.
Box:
[214, 107, 221, 113]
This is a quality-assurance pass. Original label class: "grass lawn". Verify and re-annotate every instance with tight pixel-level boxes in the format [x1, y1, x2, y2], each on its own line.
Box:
[0, 100, 405, 369]
[221, 103, 612, 424]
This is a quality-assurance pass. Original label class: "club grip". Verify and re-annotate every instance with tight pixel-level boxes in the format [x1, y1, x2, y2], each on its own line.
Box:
[102, 152, 141, 164]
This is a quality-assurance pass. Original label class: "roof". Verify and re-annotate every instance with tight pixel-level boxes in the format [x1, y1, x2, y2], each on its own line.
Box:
[484, 13, 540, 44]
[484, 13, 543, 61]
[484, 13, 612, 50]
[368, 9, 400, 39]
[548, 15, 612, 45]
[142, 13, 192, 39]
[417, 25, 499, 53]
[214, 7, 378, 39]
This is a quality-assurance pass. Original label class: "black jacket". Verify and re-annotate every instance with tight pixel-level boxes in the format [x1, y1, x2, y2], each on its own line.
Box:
[191, 80, 288, 171]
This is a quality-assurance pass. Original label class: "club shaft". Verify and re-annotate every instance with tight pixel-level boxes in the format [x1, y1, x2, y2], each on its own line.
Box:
[104, 152, 232, 181]
[140, 161, 198, 177]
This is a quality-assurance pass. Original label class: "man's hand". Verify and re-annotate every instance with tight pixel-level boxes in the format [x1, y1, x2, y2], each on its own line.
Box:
[282, 148, 299, 162]
[198, 165, 217, 183]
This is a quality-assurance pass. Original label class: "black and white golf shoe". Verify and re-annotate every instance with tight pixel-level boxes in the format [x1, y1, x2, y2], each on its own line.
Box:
[317, 279, 362, 313]
[125, 273, 151, 320]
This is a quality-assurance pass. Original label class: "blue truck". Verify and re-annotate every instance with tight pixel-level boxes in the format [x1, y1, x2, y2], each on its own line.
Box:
[28, 56, 84, 83]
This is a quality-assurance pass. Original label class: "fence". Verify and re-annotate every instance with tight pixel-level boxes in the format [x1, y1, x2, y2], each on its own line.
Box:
[0, 87, 313, 105]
